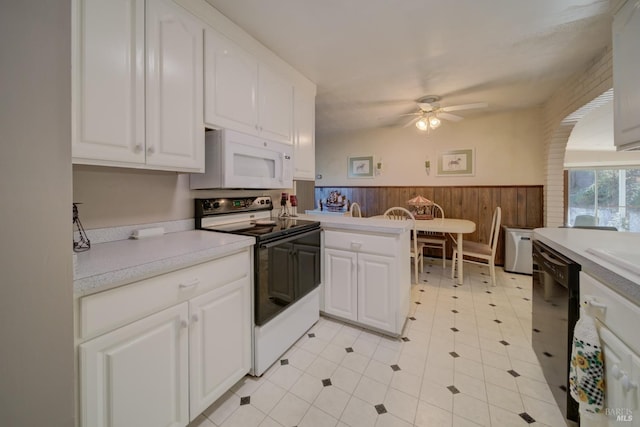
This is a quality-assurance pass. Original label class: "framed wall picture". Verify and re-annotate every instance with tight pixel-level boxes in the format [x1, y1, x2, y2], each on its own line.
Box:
[436, 149, 475, 176]
[348, 155, 374, 178]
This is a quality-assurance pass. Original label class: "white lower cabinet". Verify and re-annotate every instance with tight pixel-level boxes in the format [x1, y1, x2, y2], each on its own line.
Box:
[580, 272, 640, 426]
[322, 229, 409, 336]
[79, 303, 190, 427]
[77, 251, 251, 426]
[189, 277, 251, 418]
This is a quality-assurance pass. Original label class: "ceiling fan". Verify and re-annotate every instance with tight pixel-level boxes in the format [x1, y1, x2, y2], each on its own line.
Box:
[402, 95, 488, 131]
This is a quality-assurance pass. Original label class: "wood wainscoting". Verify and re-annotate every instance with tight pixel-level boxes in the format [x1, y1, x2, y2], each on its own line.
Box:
[315, 186, 543, 266]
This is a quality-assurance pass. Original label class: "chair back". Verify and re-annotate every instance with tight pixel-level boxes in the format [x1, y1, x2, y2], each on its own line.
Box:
[574, 214, 596, 227]
[489, 206, 502, 255]
[384, 206, 414, 221]
[349, 202, 362, 217]
[425, 203, 445, 235]
[384, 206, 417, 236]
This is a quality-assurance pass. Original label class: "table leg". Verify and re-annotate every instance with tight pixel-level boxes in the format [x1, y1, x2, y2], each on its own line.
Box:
[456, 233, 464, 285]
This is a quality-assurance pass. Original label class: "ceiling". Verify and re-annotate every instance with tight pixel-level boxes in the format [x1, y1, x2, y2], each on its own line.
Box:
[204, 0, 614, 136]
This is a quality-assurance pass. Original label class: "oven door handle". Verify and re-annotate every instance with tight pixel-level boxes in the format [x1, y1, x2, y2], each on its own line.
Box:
[259, 229, 320, 248]
[538, 250, 567, 269]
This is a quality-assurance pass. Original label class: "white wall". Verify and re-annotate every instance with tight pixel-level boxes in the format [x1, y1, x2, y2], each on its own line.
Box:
[0, 2, 74, 425]
[316, 108, 544, 186]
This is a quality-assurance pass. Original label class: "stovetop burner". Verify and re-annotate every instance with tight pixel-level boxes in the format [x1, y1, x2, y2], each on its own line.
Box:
[194, 196, 320, 242]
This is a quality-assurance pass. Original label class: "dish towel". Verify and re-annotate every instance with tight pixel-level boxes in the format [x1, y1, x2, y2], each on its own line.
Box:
[569, 306, 605, 414]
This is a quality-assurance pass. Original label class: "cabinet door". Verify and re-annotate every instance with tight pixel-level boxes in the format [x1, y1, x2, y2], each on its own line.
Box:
[189, 277, 251, 419]
[600, 326, 631, 425]
[204, 28, 259, 134]
[614, 0, 640, 150]
[324, 248, 358, 321]
[293, 86, 316, 180]
[79, 303, 189, 427]
[146, 0, 204, 171]
[357, 253, 396, 333]
[258, 64, 294, 144]
[72, 0, 145, 165]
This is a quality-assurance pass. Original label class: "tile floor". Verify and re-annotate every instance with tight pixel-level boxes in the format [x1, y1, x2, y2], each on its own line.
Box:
[189, 260, 567, 427]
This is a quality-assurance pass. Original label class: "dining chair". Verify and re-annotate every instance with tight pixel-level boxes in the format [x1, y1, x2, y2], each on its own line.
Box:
[416, 203, 446, 268]
[349, 202, 362, 217]
[451, 206, 502, 286]
[384, 207, 424, 284]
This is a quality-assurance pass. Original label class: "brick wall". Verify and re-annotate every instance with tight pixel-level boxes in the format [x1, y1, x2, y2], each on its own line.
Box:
[541, 46, 613, 226]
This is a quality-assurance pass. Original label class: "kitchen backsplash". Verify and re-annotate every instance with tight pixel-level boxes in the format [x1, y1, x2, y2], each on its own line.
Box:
[73, 164, 301, 230]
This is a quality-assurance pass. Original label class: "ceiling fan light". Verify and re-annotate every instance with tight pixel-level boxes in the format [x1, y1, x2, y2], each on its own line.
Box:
[416, 118, 428, 131]
[429, 116, 441, 129]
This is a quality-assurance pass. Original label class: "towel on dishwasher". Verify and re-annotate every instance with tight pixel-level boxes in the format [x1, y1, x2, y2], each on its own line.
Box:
[569, 306, 604, 413]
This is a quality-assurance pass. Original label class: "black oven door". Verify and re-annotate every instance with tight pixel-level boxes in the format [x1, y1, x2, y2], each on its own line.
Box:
[255, 229, 321, 326]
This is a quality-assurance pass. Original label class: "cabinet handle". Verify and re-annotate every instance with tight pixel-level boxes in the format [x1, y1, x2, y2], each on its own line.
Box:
[583, 296, 607, 311]
[180, 320, 188, 329]
[179, 278, 200, 289]
[622, 374, 638, 393]
[147, 145, 155, 154]
[191, 314, 199, 323]
[134, 143, 143, 153]
[612, 364, 622, 379]
[255, 124, 259, 130]
[350, 241, 362, 250]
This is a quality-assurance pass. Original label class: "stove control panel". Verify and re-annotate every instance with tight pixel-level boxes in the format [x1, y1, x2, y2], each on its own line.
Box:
[195, 196, 273, 217]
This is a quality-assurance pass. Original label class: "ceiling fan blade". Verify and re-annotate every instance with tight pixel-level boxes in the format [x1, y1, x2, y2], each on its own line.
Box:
[402, 116, 421, 128]
[441, 102, 488, 112]
[438, 112, 464, 122]
[398, 112, 422, 117]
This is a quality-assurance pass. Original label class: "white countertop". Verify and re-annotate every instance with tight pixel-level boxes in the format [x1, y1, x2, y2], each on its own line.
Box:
[298, 213, 412, 234]
[74, 230, 254, 296]
[533, 228, 640, 305]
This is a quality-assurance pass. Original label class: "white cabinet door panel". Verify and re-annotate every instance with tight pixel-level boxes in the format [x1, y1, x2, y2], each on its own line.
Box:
[293, 86, 316, 180]
[79, 303, 189, 427]
[204, 28, 258, 133]
[258, 64, 293, 144]
[146, 0, 204, 171]
[189, 277, 251, 419]
[357, 253, 395, 333]
[72, 0, 145, 164]
[324, 248, 358, 321]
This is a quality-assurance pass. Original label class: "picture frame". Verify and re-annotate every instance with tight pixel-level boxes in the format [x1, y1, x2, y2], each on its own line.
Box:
[436, 148, 475, 176]
[348, 155, 374, 178]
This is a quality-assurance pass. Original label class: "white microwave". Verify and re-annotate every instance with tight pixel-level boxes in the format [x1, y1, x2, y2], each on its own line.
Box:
[190, 129, 293, 189]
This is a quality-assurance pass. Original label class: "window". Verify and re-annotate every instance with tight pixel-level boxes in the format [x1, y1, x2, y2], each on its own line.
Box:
[568, 168, 640, 231]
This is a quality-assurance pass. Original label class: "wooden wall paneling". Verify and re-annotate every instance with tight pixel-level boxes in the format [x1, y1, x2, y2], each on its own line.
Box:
[314, 185, 543, 266]
[499, 187, 518, 228]
[526, 187, 543, 227]
[516, 188, 528, 226]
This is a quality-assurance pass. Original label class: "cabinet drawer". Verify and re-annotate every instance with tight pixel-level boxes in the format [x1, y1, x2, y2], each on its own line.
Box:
[79, 250, 250, 340]
[580, 272, 640, 356]
[324, 230, 397, 256]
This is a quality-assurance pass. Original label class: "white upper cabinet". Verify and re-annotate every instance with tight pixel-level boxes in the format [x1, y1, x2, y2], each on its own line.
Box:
[204, 27, 294, 145]
[72, 0, 204, 172]
[146, 0, 204, 170]
[258, 64, 294, 143]
[293, 86, 316, 180]
[204, 29, 259, 134]
[72, 0, 145, 165]
[614, 0, 640, 150]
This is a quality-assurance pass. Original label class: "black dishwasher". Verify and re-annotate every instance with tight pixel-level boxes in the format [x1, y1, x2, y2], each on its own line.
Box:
[531, 240, 580, 425]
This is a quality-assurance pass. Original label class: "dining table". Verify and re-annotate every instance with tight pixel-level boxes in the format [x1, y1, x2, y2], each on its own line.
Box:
[371, 216, 476, 285]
